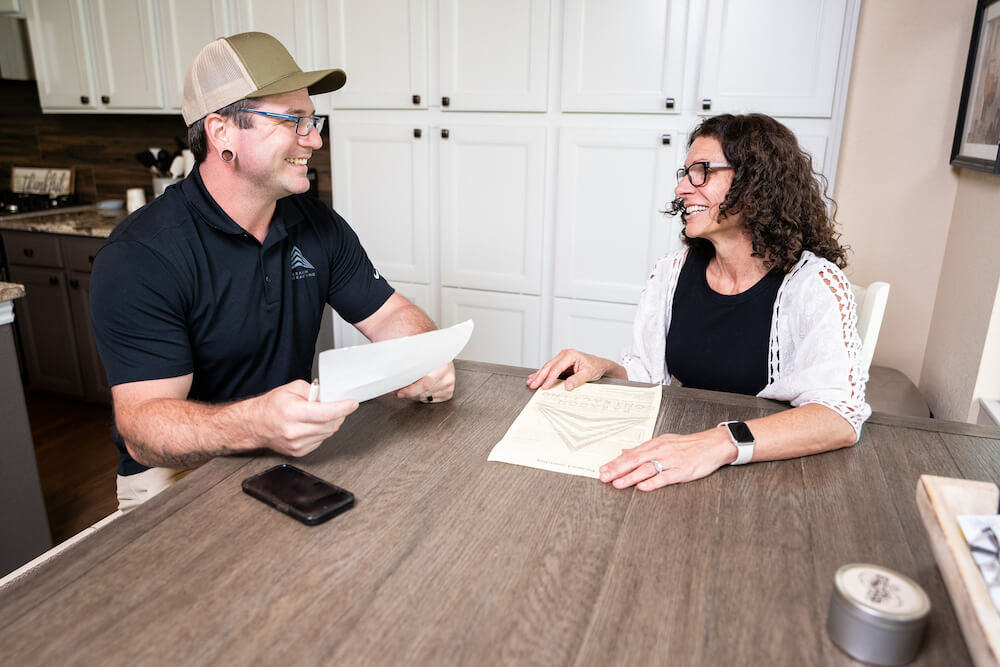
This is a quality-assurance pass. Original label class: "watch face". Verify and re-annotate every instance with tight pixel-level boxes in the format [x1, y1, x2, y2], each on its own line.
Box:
[727, 421, 754, 444]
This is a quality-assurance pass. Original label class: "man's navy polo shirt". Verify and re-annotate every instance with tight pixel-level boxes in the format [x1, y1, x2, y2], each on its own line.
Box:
[90, 166, 394, 475]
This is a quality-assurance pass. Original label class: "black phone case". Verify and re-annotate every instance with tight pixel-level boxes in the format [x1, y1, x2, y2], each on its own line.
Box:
[242, 464, 354, 526]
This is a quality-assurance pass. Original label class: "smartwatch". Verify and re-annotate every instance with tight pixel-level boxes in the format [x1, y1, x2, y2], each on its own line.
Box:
[718, 421, 755, 465]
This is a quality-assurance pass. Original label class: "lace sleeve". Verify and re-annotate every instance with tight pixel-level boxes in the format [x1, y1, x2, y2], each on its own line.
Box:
[759, 255, 872, 439]
[620, 249, 687, 384]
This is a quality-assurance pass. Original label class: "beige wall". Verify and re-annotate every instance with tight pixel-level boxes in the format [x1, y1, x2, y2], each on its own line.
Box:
[921, 170, 1000, 421]
[834, 0, 976, 384]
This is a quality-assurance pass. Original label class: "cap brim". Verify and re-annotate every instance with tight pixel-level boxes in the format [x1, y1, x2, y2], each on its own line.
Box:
[249, 68, 347, 99]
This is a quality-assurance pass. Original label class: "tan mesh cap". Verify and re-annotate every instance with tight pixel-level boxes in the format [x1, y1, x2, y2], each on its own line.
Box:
[182, 32, 346, 126]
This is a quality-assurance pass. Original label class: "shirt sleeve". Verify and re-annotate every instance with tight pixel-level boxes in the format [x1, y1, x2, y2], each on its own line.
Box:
[89, 240, 194, 386]
[323, 208, 394, 324]
[759, 261, 872, 439]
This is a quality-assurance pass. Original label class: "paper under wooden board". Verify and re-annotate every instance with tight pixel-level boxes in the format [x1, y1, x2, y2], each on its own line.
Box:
[488, 381, 662, 478]
[318, 320, 473, 403]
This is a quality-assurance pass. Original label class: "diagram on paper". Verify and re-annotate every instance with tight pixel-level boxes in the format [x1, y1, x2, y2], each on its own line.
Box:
[488, 381, 662, 478]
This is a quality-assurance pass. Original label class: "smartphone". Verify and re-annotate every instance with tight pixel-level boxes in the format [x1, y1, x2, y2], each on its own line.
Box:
[242, 464, 354, 526]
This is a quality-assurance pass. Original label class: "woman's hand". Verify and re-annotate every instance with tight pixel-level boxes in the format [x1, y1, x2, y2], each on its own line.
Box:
[599, 426, 737, 491]
[527, 349, 625, 390]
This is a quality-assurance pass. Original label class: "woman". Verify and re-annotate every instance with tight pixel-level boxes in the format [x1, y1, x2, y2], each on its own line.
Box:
[528, 113, 870, 492]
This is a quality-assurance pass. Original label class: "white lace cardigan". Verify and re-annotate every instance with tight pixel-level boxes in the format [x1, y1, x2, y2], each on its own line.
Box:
[620, 248, 871, 439]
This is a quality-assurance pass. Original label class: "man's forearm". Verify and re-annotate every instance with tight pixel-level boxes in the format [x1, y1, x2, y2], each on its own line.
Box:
[118, 396, 263, 469]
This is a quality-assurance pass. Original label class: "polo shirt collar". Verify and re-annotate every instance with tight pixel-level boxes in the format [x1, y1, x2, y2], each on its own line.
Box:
[180, 165, 305, 248]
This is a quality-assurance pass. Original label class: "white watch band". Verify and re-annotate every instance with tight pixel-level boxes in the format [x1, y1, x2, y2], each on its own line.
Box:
[718, 421, 754, 465]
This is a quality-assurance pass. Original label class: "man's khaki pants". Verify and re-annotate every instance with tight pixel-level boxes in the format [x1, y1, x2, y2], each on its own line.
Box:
[116, 467, 189, 512]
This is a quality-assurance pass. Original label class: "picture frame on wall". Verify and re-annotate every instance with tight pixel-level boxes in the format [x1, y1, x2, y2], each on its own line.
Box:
[951, 0, 1000, 173]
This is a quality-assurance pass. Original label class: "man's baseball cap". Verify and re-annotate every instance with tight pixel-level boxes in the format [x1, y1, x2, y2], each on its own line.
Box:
[182, 32, 346, 126]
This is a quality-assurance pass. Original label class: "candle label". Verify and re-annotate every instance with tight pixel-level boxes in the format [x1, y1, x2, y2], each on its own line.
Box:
[841, 566, 926, 617]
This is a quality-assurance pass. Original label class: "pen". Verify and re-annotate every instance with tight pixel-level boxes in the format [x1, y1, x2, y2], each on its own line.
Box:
[308, 378, 320, 402]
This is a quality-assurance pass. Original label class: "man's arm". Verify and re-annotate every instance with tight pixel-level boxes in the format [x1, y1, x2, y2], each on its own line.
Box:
[113, 374, 358, 469]
[353, 292, 456, 402]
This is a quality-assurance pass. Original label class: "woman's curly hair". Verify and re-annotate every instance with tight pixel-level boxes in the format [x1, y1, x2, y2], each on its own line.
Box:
[674, 113, 848, 272]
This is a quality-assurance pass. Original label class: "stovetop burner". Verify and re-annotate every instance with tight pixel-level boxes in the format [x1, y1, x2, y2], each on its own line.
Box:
[0, 191, 78, 216]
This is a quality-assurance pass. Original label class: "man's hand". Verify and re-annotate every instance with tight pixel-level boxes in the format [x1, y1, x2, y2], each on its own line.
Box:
[255, 380, 359, 456]
[396, 362, 456, 403]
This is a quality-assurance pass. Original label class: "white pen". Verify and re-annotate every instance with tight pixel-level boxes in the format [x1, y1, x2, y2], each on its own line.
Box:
[308, 378, 320, 402]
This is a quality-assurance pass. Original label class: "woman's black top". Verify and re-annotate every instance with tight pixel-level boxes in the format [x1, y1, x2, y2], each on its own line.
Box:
[665, 249, 784, 395]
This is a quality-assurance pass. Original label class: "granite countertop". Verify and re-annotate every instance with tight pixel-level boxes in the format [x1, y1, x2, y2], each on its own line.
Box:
[0, 205, 122, 239]
[0, 282, 25, 302]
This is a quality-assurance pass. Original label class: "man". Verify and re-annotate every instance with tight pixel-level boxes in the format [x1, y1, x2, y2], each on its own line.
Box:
[90, 32, 454, 511]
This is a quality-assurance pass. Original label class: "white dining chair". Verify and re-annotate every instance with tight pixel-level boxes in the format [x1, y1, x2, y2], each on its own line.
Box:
[851, 281, 890, 372]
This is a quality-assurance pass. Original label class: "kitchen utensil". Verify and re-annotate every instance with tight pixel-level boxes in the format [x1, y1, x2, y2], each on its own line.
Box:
[182, 149, 195, 177]
[126, 187, 147, 213]
[169, 155, 185, 178]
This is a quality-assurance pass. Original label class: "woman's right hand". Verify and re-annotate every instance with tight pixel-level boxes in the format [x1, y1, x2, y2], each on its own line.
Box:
[526, 349, 621, 391]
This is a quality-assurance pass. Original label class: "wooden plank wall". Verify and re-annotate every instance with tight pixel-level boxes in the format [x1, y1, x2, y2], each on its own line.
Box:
[0, 80, 333, 207]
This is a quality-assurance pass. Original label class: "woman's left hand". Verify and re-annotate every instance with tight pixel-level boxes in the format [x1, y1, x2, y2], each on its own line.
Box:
[599, 427, 737, 491]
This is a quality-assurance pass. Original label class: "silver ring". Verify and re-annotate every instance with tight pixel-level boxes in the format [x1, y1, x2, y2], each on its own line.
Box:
[650, 459, 663, 474]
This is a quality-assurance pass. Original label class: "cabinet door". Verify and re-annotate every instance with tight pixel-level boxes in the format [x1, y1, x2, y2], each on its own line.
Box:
[332, 123, 429, 284]
[88, 0, 164, 109]
[327, 0, 427, 109]
[441, 287, 540, 367]
[698, 0, 848, 117]
[158, 0, 230, 111]
[7, 265, 83, 396]
[22, 0, 96, 109]
[234, 0, 315, 70]
[561, 0, 686, 113]
[554, 127, 681, 304]
[67, 272, 110, 403]
[439, 0, 549, 111]
[439, 125, 546, 293]
[331, 281, 431, 349]
[551, 298, 636, 363]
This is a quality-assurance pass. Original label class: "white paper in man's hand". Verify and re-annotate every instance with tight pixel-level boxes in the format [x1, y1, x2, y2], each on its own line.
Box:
[318, 320, 473, 403]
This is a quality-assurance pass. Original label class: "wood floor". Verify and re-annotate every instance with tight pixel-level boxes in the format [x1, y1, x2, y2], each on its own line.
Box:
[26, 391, 118, 545]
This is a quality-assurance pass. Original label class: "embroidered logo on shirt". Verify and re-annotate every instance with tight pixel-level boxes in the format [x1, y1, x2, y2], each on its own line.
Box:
[290, 246, 316, 280]
[373, 269, 381, 280]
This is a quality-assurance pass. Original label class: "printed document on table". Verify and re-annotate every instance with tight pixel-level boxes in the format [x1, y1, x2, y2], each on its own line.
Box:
[318, 320, 473, 403]
[488, 381, 662, 478]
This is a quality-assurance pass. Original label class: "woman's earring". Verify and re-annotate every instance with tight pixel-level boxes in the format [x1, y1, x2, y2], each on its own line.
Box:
[221, 149, 235, 163]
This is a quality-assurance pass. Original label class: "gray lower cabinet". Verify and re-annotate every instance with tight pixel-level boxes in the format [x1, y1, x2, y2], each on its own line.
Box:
[3, 231, 110, 403]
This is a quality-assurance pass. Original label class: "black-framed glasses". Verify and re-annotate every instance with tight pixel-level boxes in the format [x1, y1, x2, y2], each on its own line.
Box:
[676, 161, 731, 187]
[244, 109, 325, 136]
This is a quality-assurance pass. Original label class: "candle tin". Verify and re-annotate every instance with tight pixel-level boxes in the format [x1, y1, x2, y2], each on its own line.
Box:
[827, 563, 931, 665]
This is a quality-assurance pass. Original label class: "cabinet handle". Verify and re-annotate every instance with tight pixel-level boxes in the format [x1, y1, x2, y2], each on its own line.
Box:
[49, 275, 59, 286]
[412, 94, 421, 105]
[101, 95, 110, 104]
[80, 95, 89, 105]
[413, 128, 422, 139]
[441, 129, 449, 139]
[665, 97, 675, 109]
[661, 134, 671, 145]
[441, 96, 450, 107]
[702, 99, 712, 111]
[70, 279, 79, 289]
[23, 248, 34, 258]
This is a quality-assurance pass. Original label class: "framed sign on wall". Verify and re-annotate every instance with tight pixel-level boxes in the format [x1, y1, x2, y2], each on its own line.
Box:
[951, 0, 1000, 173]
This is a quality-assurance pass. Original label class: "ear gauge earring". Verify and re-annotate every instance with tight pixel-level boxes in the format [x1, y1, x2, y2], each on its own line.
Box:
[221, 149, 235, 163]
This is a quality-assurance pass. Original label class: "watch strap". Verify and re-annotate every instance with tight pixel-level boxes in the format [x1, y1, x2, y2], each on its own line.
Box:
[717, 421, 755, 465]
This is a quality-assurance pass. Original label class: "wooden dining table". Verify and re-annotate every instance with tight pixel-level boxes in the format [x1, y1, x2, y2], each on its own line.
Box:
[2, 360, 999, 665]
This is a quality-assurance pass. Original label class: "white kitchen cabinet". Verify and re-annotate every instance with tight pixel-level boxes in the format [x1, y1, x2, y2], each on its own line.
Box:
[697, 0, 849, 117]
[22, 0, 96, 109]
[439, 125, 546, 294]
[158, 0, 231, 111]
[560, 0, 687, 113]
[331, 280, 432, 349]
[232, 0, 316, 70]
[441, 288, 540, 367]
[88, 0, 163, 109]
[551, 298, 636, 363]
[327, 0, 427, 109]
[554, 127, 682, 304]
[332, 123, 430, 284]
[439, 0, 549, 111]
